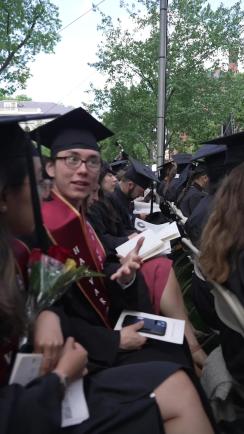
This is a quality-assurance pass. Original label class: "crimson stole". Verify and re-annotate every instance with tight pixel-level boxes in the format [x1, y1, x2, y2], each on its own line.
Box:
[42, 190, 111, 327]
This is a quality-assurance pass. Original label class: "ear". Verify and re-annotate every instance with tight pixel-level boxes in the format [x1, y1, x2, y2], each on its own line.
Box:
[45, 160, 55, 178]
[127, 181, 135, 192]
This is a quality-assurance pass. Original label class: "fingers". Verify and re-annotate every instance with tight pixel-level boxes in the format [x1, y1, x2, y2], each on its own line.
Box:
[110, 258, 141, 281]
[131, 320, 144, 331]
[39, 343, 61, 375]
[63, 336, 75, 350]
[134, 236, 144, 255]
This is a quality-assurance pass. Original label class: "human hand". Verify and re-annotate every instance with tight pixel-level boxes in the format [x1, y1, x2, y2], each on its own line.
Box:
[119, 321, 147, 350]
[53, 337, 88, 383]
[34, 310, 64, 375]
[139, 213, 148, 220]
[110, 237, 144, 285]
[191, 347, 207, 377]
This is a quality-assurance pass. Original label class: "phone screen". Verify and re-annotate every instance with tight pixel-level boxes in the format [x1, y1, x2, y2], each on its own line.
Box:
[122, 315, 167, 336]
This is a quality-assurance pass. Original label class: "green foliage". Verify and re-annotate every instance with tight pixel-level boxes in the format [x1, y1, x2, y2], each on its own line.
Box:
[0, 0, 61, 93]
[88, 0, 244, 162]
[15, 94, 32, 101]
[0, 93, 32, 101]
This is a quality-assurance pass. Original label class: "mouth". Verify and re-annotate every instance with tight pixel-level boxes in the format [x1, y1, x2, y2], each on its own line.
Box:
[71, 181, 90, 189]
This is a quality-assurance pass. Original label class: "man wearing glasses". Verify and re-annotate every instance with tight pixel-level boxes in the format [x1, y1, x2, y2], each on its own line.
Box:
[30, 107, 192, 383]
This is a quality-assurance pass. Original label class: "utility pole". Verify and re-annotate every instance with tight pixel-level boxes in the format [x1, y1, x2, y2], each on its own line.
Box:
[157, 0, 168, 168]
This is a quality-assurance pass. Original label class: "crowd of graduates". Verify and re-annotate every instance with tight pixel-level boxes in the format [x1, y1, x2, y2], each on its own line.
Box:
[0, 106, 243, 434]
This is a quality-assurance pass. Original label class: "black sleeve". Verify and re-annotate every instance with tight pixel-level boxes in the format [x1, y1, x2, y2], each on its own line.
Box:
[188, 192, 204, 215]
[0, 373, 61, 434]
[220, 325, 244, 386]
[49, 289, 122, 368]
[87, 201, 129, 254]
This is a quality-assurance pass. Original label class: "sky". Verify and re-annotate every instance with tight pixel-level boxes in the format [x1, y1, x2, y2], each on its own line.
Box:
[24, 0, 241, 109]
[24, 0, 128, 108]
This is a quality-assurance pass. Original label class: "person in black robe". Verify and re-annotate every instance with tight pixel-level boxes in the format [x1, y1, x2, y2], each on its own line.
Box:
[200, 160, 244, 431]
[185, 145, 227, 247]
[200, 134, 244, 387]
[30, 108, 217, 434]
[0, 115, 217, 434]
[186, 145, 237, 331]
[178, 163, 209, 218]
[0, 119, 88, 434]
[163, 153, 192, 203]
[106, 158, 159, 232]
[87, 161, 130, 254]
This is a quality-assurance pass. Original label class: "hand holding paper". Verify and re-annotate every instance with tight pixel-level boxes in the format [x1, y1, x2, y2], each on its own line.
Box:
[116, 230, 169, 261]
[111, 237, 144, 283]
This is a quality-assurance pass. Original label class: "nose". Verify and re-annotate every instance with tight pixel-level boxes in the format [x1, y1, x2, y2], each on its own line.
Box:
[76, 160, 88, 174]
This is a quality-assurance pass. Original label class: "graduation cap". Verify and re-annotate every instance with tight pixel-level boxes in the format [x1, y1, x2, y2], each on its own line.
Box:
[204, 131, 244, 165]
[125, 158, 159, 190]
[172, 153, 192, 165]
[157, 158, 174, 168]
[191, 144, 227, 161]
[192, 162, 208, 175]
[110, 159, 129, 173]
[157, 159, 176, 180]
[30, 107, 114, 157]
[193, 144, 229, 184]
[0, 113, 58, 252]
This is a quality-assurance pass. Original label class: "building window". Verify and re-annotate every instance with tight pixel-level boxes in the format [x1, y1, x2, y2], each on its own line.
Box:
[3, 101, 17, 110]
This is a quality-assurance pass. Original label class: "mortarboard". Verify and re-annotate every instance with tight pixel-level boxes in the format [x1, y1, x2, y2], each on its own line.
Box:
[172, 153, 192, 165]
[191, 162, 208, 175]
[204, 131, 244, 165]
[191, 144, 227, 161]
[30, 107, 114, 157]
[157, 159, 176, 180]
[0, 113, 58, 251]
[157, 158, 174, 168]
[110, 159, 129, 173]
[125, 158, 159, 189]
[194, 144, 229, 184]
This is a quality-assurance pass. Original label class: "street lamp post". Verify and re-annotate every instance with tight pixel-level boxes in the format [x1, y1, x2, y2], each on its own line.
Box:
[157, 0, 168, 168]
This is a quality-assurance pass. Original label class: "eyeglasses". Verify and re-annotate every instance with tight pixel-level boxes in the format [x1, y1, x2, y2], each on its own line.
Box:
[55, 155, 101, 171]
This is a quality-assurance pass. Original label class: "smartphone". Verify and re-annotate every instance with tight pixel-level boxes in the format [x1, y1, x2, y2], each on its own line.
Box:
[122, 315, 167, 336]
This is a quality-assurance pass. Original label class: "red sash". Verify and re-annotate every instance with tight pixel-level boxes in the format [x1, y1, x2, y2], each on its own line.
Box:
[42, 190, 111, 328]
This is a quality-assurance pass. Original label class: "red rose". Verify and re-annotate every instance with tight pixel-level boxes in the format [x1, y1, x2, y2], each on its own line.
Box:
[28, 248, 42, 265]
[47, 245, 73, 264]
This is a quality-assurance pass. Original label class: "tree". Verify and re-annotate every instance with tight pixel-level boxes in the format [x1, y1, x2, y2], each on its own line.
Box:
[0, 0, 61, 94]
[88, 0, 244, 162]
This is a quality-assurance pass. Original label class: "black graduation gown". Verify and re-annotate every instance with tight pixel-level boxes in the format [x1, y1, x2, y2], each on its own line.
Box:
[65, 362, 177, 434]
[0, 373, 62, 434]
[218, 251, 244, 386]
[87, 198, 129, 255]
[164, 166, 191, 204]
[50, 284, 218, 433]
[107, 185, 135, 232]
[50, 273, 193, 371]
[185, 194, 214, 247]
[190, 273, 223, 331]
[179, 183, 207, 218]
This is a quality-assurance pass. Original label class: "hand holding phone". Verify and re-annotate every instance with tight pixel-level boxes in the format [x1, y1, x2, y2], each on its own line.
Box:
[119, 320, 147, 350]
[122, 315, 167, 336]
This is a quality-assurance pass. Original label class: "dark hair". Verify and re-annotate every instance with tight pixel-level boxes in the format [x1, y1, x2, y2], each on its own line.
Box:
[0, 157, 27, 343]
[200, 162, 244, 283]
